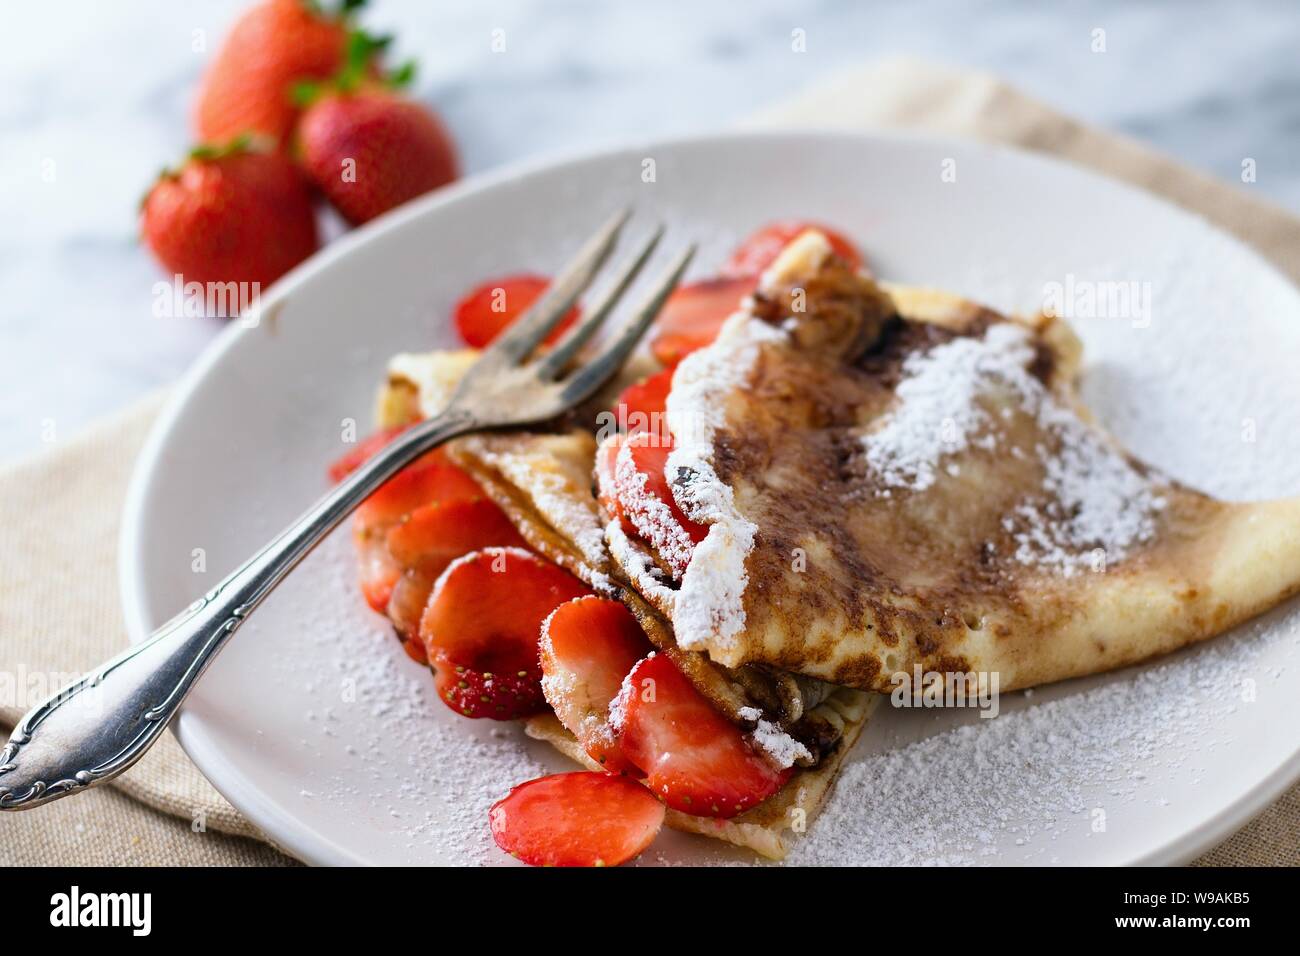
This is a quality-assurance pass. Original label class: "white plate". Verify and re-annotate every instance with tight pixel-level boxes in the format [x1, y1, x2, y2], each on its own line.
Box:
[121, 131, 1300, 866]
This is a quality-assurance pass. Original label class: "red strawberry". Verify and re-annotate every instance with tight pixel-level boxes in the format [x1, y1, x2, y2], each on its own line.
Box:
[594, 434, 631, 536]
[350, 447, 481, 622]
[452, 274, 580, 349]
[355, 536, 402, 614]
[141, 142, 319, 298]
[648, 275, 756, 366]
[352, 448, 482, 539]
[297, 85, 458, 225]
[385, 498, 527, 577]
[419, 548, 590, 719]
[490, 771, 665, 867]
[595, 431, 707, 578]
[381, 497, 529, 656]
[193, 0, 358, 148]
[539, 597, 653, 774]
[328, 424, 410, 482]
[611, 365, 675, 438]
[721, 220, 864, 277]
[613, 654, 791, 817]
[431, 650, 544, 720]
[386, 570, 434, 663]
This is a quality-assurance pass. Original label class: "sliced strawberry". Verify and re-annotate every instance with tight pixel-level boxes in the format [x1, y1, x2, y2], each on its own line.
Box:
[351, 449, 481, 616]
[614, 654, 791, 818]
[420, 548, 591, 718]
[386, 570, 434, 663]
[431, 649, 545, 720]
[540, 597, 653, 774]
[453, 274, 580, 349]
[649, 275, 757, 366]
[353, 448, 483, 538]
[328, 424, 410, 482]
[721, 220, 864, 277]
[611, 365, 675, 438]
[381, 498, 528, 662]
[356, 537, 402, 614]
[594, 433, 628, 529]
[597, 431, 707, 579]
[385, 498, 527, 577]
[490, 771, 665, 867]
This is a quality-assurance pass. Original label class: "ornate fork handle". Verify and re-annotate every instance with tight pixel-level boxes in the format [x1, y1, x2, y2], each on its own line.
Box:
[0, 409, 475, 810]
[0, 210, 690, 812]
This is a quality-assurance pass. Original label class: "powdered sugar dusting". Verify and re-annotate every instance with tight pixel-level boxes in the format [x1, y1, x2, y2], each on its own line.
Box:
[862, 321, 1166, 575]
[862, 323, 1030, 491]
[613, 440, 696, 578]
[604, 518, 678, 611]
[272, 530, 550, 864]
[664, 312, 788, 660]
[608, 650, 656, 734]
[788, 603, 1300, 866]
[472, 444, 608, 569]
[738, 706, 813, 769]
[1007, 421, 1166, 575]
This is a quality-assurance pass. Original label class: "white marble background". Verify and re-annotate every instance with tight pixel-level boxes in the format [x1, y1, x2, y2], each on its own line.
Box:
[2, 0, 1297, 462]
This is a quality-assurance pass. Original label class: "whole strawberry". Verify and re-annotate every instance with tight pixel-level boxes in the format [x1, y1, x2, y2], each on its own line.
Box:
[295, 51, 458, 225]
[193, 0, 364, 149]
[142, 140, 319, 298]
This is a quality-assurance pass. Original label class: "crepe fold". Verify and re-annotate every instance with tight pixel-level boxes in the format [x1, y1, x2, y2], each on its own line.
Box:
[376, 353, 876, 858]
[448, 429, 882, 858]
[629, 232, 1300, 696]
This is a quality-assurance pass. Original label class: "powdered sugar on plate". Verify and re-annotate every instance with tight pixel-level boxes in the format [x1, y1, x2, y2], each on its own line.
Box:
[270, 530, 550, 864]
[787, 601, 1300, 866]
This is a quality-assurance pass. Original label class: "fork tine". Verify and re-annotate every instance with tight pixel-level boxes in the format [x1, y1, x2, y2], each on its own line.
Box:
[536, 225, 665, 380]
[558, 244, 696, 405]
[486, 208, 630, 365]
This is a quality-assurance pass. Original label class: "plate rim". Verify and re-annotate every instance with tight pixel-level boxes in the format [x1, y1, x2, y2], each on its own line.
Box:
[119, 126, 1300, 867]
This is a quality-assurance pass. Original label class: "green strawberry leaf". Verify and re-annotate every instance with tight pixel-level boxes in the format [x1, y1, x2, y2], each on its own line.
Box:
[291, 80, 323, 108]
[388, 59, 417, 89]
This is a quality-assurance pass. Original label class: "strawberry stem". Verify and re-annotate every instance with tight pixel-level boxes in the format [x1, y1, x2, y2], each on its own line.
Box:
[187, 132, 273, 162]
[291, 28, 413, 105]
[141, 134, 272, 211]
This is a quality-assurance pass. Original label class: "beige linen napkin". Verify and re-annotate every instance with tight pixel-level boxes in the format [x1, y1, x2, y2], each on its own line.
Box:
[0, 393, 294, 865]
[2, 56, 1297, 866]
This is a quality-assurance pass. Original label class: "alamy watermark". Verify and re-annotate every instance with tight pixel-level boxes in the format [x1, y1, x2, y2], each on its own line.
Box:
[1042, 273, 1151, 328]
[0, 665, 98, 714]
[50, 886, 151, 936]
[890, 665, 1000, 718]
[152, 274, 261, 322]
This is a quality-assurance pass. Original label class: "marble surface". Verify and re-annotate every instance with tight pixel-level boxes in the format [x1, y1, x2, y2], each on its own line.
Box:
[2, 0, 1298, 462]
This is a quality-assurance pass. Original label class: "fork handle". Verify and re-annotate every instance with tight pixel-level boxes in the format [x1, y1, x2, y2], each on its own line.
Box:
[0, 408, 476, 810]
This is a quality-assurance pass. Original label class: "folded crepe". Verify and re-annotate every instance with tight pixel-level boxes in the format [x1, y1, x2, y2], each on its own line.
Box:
[596, 231, 1300, 693]
[376, 229, 1300, 858]
[377, 328, 876, 859]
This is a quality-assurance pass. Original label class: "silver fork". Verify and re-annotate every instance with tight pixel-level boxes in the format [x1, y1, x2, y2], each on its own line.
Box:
[0, 210, 693, 810]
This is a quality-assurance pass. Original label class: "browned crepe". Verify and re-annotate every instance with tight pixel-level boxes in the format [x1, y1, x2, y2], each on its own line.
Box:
[627, 232, 1300, 693]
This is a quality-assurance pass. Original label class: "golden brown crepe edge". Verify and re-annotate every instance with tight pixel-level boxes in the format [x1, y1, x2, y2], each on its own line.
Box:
[524, 688, 878, 860]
